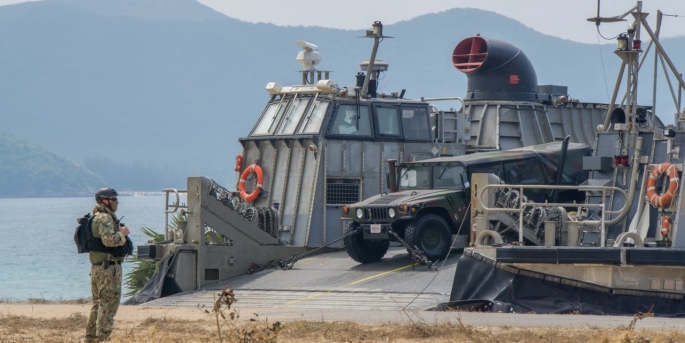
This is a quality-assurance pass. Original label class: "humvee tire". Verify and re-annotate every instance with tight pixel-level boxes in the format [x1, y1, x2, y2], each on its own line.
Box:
[405, 214, 452, 261]
[343, 223, 390, 264]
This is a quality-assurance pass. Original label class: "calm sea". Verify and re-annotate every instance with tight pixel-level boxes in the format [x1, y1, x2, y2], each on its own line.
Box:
[0, 195, 180, 301]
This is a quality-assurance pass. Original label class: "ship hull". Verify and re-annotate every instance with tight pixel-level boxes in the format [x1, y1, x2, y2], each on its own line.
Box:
[442, 248, 685, 317]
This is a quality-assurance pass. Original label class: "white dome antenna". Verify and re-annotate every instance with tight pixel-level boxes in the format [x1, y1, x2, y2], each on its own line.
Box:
[296, 40, 321, 71]
[295, 40, 331, 85]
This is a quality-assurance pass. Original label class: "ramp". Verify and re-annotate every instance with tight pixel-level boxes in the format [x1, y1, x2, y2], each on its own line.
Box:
[143, 247, 459, 311]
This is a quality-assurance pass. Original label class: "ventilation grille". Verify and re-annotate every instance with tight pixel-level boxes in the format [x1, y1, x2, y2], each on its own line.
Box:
[205, 269, 220, 281]
[327, 178, 360, 205]
[364, 208, 388, 220]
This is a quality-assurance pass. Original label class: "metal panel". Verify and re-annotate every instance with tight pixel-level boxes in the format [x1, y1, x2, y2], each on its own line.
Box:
[362, 141, 381, 200]
[295, 139, 319, 246]
[282, 141, 305, 244]
[254, 140, 277, 207]
[344, 141, 364, 175]
[627, 248, 685, 265]
[326, 140, 344, 177]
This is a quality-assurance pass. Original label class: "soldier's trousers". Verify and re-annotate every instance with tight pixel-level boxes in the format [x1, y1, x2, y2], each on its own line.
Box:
[86, 264, 122, 341]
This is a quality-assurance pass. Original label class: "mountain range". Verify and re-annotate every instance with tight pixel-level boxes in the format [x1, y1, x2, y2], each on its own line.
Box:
[2, 0, 684, 194]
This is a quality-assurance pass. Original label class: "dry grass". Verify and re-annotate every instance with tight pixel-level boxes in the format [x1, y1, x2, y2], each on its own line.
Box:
[1, 313, 684, 343]
[1, 289, 683, 342]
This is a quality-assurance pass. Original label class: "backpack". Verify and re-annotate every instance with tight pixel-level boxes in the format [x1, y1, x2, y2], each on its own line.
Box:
[74, 213, 134, 257]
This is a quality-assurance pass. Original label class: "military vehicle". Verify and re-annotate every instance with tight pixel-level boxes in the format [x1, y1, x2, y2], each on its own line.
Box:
[341, 141, 591, 264]
[129, 21, 614, 304]
[446, 1, 685, 317]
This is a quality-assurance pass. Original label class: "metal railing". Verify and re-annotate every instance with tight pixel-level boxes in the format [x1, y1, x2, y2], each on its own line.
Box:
[477, 184, 629, 247]
[163, 188, 188, 238]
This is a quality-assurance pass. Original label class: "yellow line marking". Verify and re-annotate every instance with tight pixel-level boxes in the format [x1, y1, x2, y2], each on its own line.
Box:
[278, 264, 413, 307]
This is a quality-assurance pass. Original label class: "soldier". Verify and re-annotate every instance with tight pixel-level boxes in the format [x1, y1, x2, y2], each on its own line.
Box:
[83, 187, 130, 343]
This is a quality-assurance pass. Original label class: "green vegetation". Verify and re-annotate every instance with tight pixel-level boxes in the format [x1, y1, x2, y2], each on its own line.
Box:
[0, 134, 105, 197]
[124, 213, 183, 296]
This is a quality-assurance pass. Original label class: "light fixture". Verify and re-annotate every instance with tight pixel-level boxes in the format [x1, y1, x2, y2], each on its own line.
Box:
[617, 34, 628, 51]
[308, 144, 318, 152]
[356, 208, 364, 219]
[388, 208, 396, 218]
[342, 206, 349, 214]
[372, 21, 383, 36]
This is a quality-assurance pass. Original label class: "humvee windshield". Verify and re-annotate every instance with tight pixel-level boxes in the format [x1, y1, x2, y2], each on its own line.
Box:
[399, 164, 464, 190]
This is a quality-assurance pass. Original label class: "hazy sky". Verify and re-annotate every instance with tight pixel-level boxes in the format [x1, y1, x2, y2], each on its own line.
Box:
[2, 0, 685, 44]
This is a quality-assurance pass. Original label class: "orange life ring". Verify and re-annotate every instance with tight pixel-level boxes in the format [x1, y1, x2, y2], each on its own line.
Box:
[238, 164, 264, 202]
[647, 162, 679, 208]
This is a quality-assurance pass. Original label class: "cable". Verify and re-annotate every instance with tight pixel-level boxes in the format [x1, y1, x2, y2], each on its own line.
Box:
[596, 31, 612, 103]
[596, 26, 622, 41]
[402, 202, 472, 310]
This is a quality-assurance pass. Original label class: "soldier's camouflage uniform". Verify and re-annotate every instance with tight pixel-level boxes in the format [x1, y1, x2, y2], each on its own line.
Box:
[85, 205, 126, 342]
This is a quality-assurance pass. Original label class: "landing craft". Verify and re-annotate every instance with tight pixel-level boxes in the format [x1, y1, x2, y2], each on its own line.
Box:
[129, 22, 618, 304]
[445, 1, 685, 317]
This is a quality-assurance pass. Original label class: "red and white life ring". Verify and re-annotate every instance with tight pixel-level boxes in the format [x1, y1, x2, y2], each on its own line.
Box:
[238, 164, 264, 202]
[647, 162, 679, 208]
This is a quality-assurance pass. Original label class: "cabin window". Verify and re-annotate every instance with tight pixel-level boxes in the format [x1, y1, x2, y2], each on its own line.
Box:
[277, 98, 310, 135]
[298, 100, 329, 134]
[328, 104, 373, 137]
[326, 178, 360, 205]
[398, 165, 432, 190]
[433, 164, 464, 189]
[469, 163, 503, 179]
[252, 101, 289, 136]
[376, 106, 402, 136]
[401, 107, 432, 141]
[504, 160, 546, 185]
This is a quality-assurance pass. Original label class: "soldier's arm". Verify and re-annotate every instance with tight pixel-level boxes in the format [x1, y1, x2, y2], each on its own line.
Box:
[94, 214, 126, 247]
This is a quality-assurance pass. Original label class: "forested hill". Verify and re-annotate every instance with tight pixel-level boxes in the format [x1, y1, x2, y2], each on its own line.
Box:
[0, 134, 105, 197]
[2, 0, 685, 191]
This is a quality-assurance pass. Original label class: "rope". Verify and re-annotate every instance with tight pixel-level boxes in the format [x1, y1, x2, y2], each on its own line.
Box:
[402, 202, 472, 310]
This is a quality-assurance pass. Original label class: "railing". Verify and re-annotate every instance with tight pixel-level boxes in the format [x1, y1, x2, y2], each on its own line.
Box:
[421, 96, 465, 144]
[163, 188, 188, 238]
[477, 184, 629, 247]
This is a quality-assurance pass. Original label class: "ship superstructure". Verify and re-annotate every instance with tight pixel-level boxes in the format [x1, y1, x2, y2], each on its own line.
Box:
[447, 1, 685, 316]
[130, 21, 619, 303]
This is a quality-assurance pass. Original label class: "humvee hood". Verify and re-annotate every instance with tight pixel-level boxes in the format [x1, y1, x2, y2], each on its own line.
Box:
[361, 189, 460, 206]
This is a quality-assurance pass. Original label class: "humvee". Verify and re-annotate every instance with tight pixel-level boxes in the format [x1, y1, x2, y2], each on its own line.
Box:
[341, 141, 591, 263]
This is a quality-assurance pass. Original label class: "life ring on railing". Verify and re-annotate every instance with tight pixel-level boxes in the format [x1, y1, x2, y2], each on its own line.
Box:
[239, 164, 264, 202]
[647, 162, 679, 208]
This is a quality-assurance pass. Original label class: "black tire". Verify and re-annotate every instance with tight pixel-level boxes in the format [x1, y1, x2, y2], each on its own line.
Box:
[343, 223, 390, 264]
[405, 214, 452, 261]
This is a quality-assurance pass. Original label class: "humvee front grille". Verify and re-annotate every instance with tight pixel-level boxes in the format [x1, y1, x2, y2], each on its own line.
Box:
[364, 208, 388, 220]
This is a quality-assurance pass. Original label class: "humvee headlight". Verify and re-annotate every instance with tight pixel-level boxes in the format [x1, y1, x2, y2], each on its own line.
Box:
[342, 206, 349, 214]
[399, 204, 409, 212]
[388, 208, 396, 218]
[356, 208, 364, 219]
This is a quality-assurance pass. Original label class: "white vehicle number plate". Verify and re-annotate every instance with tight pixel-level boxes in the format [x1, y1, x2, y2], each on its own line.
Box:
[370, 224, 382, 233]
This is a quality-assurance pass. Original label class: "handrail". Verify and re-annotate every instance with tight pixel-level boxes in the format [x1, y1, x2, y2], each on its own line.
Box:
[163, 188, 188, 239]
[422, 96, 466, 144]
[477, 184, 629, 247]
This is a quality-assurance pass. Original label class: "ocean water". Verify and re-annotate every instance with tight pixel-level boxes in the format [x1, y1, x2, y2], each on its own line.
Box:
[0, 196, 175, 301]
